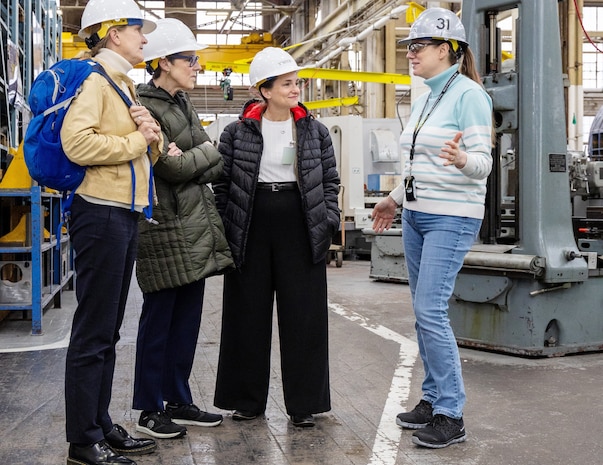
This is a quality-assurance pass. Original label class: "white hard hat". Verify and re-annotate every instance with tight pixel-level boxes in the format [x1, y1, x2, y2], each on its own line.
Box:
[78, 0, 156, 40]
[249, 47, 302, 87]
[143, 18, 208, 62]
[398, 8, 466, 48]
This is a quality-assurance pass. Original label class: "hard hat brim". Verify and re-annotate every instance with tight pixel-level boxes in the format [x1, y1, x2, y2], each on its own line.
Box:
[397, 37, 414, 45]
[141, 19, 157, 34]
[78, 18, 156, 39]
[397, 36, 466, 47]
[143, 44, 209, 62]
[254, 65, 303, 88]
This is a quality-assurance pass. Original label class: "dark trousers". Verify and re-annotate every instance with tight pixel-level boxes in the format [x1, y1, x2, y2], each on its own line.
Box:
[214, 188, 331, 416]
[132, 280, 206, 411]
[65, 196, 139, 444]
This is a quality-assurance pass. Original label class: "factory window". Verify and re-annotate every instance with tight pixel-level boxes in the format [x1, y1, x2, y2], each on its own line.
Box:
[197, 1, 263, 45]
[582, 7, 603, 89]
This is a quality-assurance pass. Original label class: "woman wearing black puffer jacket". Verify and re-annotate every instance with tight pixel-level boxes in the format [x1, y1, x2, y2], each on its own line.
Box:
[213, 47, 341, 428]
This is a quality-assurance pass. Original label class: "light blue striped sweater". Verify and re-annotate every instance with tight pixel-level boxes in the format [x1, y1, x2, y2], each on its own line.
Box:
[390, 64, 493, 219]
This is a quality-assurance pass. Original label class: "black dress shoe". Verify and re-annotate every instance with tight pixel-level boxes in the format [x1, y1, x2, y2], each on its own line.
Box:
[232, 410, 260, 421]
[291, 414, 315, 427]
[105, 424, 156, 455]
[67, 441, 135, 465]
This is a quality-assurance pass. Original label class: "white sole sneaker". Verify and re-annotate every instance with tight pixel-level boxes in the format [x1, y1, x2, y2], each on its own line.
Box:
[171, 417, 223, 427]
[135, 423, 186, 439]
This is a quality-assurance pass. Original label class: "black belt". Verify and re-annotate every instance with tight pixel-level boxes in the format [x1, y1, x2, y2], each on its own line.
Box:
[256, 182, 298, 192]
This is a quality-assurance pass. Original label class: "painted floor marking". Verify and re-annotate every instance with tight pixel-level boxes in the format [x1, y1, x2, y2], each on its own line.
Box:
[0, 334, 70, 353]
[329, 301, 419, 465]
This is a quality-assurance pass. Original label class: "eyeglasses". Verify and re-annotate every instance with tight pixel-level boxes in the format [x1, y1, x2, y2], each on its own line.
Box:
[169, 53, 199, 67]
[408, 42, 436, 54]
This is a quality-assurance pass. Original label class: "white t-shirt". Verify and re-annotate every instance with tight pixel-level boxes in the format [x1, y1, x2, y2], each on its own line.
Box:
[258, 116, 297, 183]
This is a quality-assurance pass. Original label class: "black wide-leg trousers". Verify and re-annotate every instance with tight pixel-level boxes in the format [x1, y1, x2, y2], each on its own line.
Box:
[214, 188, 331, 416]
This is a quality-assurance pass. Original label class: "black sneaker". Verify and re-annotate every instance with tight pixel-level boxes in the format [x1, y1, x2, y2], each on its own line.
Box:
[165, 403, 223, 427]
[396, 399, 433, 429]
[136, 411, 187, 439]
[411, 414, 467, 448]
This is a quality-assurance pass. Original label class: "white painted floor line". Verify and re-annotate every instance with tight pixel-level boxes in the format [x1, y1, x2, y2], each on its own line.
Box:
[0, 333, 70, 353]
[329, 301, 419, 465]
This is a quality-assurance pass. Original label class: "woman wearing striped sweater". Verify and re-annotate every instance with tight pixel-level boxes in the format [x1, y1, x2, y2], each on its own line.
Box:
[371, 7, 493, 449]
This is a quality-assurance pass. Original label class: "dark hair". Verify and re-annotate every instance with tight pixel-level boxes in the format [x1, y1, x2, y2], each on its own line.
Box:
[151, 63, 162, 80]
[257, 77, 276, 101]
[147, 56, 179, 79]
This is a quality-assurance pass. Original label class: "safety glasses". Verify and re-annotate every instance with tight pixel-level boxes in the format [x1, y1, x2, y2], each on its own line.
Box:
[408, 42, 438, 54]
[169, 53, 199, 67]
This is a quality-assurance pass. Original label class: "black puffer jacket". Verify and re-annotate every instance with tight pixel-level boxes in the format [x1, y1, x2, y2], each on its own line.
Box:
[135, 83, 234, 293]
[214, 100, 340, 268]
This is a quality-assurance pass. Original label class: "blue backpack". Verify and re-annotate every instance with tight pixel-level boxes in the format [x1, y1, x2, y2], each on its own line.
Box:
[24, 59, 155, 223]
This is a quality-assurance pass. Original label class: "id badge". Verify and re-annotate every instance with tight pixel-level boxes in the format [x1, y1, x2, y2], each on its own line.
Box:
[405, 175, 416, 201]
[282, 146, 295, 165]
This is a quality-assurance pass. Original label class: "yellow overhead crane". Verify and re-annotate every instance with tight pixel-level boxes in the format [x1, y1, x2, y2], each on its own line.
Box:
[61, 32, 410, 111]
[62, 33, 410, 86]
[204, 60, 410, 86]
[61, 32, 268, 71]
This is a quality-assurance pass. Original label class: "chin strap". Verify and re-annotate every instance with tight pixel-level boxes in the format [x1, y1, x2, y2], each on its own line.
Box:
[85, 33, 100, 50]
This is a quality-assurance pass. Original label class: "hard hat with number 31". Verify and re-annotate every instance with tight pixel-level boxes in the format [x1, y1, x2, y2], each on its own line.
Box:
[398, 7, 466, 46]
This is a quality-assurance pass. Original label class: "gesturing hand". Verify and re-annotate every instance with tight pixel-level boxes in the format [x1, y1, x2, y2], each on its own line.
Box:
[371, 196, 398, 233]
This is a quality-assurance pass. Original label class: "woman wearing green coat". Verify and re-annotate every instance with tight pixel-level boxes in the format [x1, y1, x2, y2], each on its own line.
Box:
[132, 18, 233, 439]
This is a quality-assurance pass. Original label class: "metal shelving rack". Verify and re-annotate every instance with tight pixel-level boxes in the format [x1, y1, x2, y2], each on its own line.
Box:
[0, 1, 69, 335]
[1, 0, 60, 161]
[0, 188, 74, 334]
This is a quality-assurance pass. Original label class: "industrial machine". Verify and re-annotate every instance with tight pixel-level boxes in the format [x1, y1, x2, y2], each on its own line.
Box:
[446, 0, 603, 356]
[318, 115, 403, 258]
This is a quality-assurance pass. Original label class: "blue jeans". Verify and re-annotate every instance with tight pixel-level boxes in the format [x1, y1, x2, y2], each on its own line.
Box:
[402, 209, 481, 419]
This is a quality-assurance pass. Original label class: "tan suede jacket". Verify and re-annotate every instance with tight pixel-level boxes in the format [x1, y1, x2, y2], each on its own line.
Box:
[61, 59, 162, 207]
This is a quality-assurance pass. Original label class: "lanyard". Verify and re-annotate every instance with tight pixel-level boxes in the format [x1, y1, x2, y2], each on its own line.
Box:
[408, 71, 459, 168]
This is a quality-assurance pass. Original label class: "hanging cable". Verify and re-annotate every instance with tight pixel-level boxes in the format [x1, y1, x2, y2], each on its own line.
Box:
[396, 88, 409, 131]
[572, 0, 603, 54]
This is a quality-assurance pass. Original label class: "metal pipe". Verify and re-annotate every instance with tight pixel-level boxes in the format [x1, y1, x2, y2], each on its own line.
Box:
[337, 5, 409, 48]
[299, 2, 409, 66]
[463, 251, 545, 275]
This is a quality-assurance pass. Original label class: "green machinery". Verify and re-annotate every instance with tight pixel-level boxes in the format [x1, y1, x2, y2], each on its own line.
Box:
[448, 0, 603, 356]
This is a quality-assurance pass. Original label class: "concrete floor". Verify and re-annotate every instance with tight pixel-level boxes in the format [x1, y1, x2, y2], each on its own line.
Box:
[1, 260, 602, 465]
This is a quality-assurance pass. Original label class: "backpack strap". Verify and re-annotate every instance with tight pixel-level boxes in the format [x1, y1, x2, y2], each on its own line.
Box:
[92, 63, 156, 224]
[92, 64, 134, 106]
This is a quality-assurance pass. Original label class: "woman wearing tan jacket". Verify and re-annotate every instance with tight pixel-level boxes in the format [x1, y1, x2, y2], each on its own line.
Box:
[60, 0, 163, 464]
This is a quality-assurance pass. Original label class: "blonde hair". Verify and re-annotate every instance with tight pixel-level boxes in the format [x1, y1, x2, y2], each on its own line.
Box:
[458, 47, 482, 85]
[443, 42, 482, 85]
[89, 25, 127, 56]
